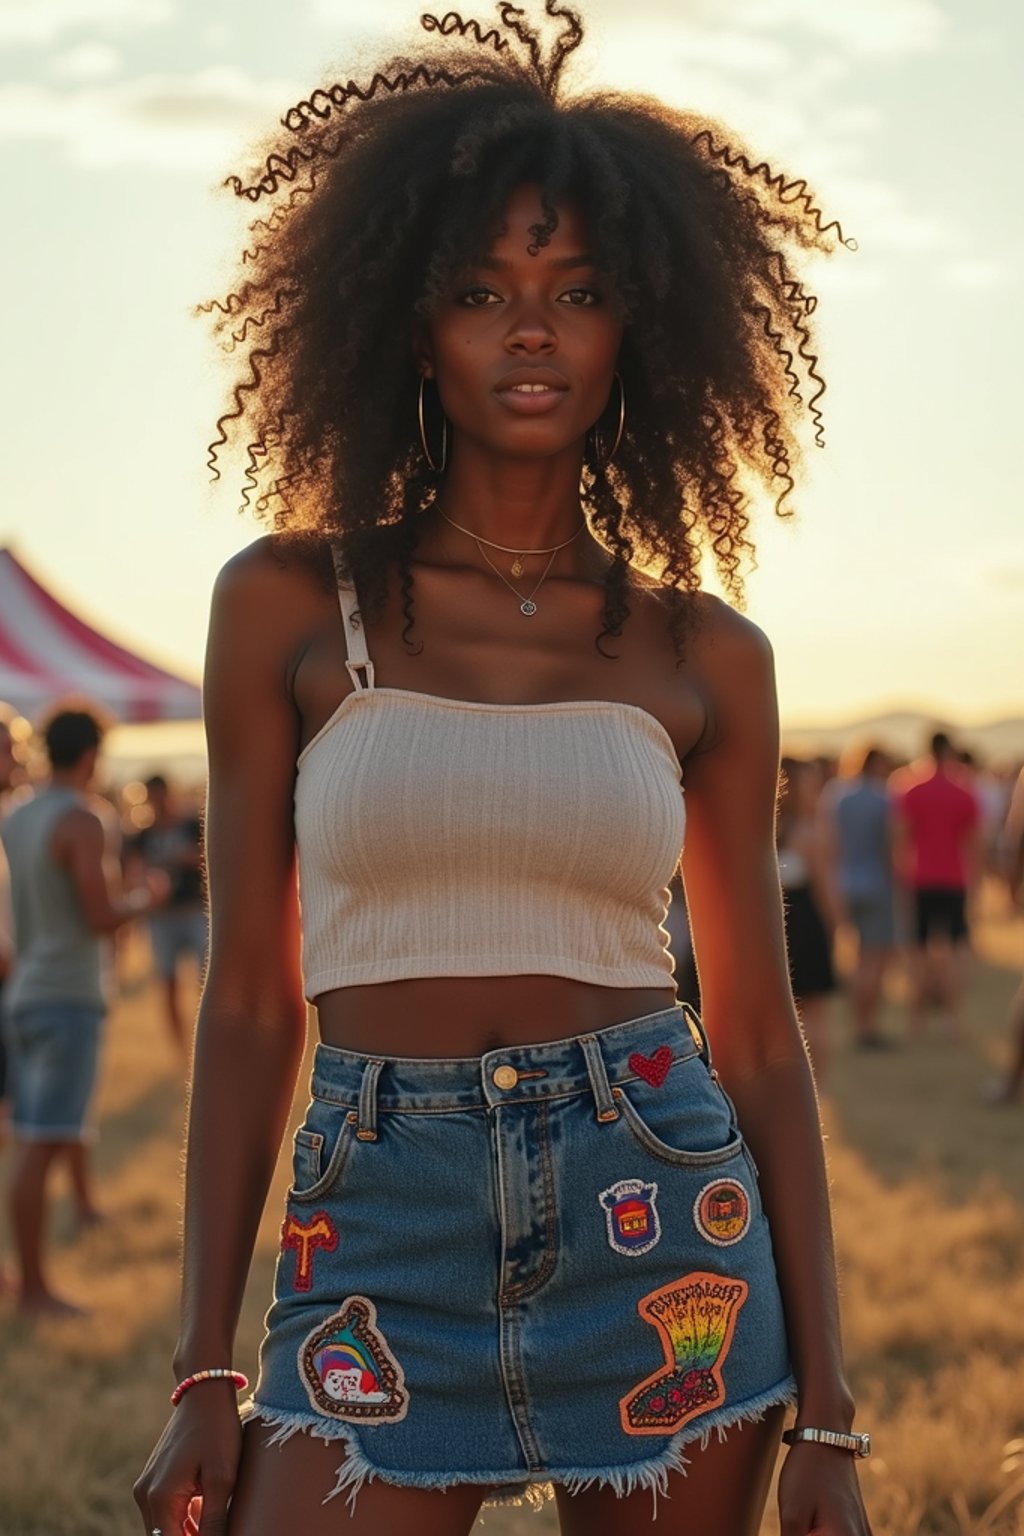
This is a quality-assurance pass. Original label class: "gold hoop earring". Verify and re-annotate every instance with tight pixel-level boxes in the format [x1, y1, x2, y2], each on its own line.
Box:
[418, 374, 448, 473]
[591, 372, 625, 470]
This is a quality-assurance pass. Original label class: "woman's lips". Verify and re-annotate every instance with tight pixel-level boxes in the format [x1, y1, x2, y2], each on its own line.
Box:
[493, 380, 570, 414]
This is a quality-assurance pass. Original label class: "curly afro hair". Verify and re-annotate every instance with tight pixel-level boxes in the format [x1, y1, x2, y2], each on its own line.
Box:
[202, 1, 850, 652]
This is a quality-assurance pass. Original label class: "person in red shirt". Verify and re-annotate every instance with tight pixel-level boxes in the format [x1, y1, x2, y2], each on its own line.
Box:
[892, 731, 981, 1036]
[987, 766, 1024, 1104]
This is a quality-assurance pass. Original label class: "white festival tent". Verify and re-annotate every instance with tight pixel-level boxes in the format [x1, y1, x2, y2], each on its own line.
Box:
[0, 545, 202, 723]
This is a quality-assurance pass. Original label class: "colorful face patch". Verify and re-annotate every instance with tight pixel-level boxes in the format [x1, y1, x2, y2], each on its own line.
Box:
[299, 1296, 408, 1423]
[693, 1179, 751, 1247]
[599, 1179, 661, 1256]
[280, 1211, 339, 1292]
[620, 1270, 748, 1435]
[628, 1045, 673, 1087]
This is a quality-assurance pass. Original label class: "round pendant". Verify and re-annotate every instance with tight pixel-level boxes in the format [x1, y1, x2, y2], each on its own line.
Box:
[520, 600, 538, 616]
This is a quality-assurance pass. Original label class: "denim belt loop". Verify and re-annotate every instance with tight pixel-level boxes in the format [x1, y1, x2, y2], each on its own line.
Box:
[578, 1034, 620, 1123]
[356, 1058, 385, 1141]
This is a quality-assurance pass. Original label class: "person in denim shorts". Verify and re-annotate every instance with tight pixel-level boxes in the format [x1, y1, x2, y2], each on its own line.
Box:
[136, 8, 874, 1535]
[125, 774, 208, 1064]
[2, 708, 167, 1315]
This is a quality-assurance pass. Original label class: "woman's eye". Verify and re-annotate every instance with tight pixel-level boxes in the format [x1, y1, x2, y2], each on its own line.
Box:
[559, 287, 600, 306]
[460, 287, 501, 307]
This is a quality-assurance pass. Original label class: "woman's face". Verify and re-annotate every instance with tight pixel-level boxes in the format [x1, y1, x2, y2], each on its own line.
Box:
[418, 183, 623, 463]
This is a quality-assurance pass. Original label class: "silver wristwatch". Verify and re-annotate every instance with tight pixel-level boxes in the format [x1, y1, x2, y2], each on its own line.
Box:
[782, 1426, 871, 1458]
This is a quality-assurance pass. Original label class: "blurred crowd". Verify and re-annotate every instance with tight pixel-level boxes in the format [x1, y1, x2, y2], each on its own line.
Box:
[667, 730, 1024, 1092]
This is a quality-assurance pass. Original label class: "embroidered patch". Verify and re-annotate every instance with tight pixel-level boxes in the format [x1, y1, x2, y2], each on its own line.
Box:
[599, 1179, 662, 1256]
[299, 1296, 408, 1423]
[628, 1045, 673, 1087]
[280, 1211, 339, 1292]
[620, 1270, 748, 1435]
[693, 1179, 751, 1247]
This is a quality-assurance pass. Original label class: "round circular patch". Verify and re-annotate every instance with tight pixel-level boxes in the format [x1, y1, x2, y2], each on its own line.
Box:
[693, 1178, 751, 1247]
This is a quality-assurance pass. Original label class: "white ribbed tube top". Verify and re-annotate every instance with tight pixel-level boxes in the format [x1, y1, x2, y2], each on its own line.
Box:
[292, 579, 686, 1000]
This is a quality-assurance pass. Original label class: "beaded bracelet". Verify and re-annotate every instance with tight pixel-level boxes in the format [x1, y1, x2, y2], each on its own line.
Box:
[170, 1368, 249, 1407]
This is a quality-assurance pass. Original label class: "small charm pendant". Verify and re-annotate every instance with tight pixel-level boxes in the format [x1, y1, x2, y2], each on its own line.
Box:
[520, 599, 538, 616]
[511, 557, 525, 578]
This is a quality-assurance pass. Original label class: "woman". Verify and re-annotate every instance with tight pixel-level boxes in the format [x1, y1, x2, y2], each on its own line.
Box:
[135, 5, 871, 1533]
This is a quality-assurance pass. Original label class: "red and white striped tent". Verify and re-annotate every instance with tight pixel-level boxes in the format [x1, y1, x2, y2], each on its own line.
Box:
[0, 545, 201, 723]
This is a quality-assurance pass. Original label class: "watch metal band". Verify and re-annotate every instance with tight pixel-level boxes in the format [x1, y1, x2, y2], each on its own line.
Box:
[782, 1426, 871, 1458]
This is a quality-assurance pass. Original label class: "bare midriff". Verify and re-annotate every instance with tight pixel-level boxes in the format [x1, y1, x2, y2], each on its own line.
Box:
[314, 975, 678, 1057]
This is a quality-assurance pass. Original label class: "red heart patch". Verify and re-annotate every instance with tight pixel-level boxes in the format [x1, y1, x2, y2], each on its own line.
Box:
[628, 1046, 673, 1087]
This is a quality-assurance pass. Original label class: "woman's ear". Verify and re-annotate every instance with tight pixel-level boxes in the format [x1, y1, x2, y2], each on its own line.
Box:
[412, 328, 434, 380]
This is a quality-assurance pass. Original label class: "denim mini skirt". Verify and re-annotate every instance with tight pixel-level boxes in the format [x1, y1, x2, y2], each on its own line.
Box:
[244, 1005, 795, 1506]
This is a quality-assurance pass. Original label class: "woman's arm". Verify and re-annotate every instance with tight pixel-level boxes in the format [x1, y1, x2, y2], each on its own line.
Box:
[681, 601, 869, 1535]
[135, 539, 312, 1535]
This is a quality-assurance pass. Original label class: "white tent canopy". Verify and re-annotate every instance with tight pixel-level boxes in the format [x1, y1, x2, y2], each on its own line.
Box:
[0, 545, 201, 723]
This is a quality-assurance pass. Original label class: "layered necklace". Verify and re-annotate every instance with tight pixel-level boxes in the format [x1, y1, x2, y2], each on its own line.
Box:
[438, 509, 586, 617]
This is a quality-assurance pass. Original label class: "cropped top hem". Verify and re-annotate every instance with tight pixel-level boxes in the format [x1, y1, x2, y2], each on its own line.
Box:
[302, 955, 676, 1002]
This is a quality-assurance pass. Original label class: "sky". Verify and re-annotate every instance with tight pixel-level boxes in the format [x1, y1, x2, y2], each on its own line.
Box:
[0, 0, 1021, 729]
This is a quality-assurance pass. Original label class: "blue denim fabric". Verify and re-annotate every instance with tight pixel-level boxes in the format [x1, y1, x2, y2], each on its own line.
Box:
[147, 906, 208, 981]
[246, 1005, 794, 1506]
[4, 1002, 104, 1142]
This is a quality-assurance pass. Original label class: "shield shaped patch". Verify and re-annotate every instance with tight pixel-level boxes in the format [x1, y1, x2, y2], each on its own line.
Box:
[599, 1178, 661, 1256]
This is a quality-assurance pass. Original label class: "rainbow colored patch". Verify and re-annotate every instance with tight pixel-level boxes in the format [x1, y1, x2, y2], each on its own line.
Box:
[299, 1296, 408, 1423]
[620, 1270, 748, 1435]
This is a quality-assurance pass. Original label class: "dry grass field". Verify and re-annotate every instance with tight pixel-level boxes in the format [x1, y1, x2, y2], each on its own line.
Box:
[1, 896, 1022, 1536]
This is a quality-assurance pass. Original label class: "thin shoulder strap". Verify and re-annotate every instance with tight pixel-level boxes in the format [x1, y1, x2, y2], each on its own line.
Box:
[330, 544, 375, 692]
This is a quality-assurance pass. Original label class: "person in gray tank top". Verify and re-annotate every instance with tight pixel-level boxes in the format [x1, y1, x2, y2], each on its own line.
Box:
[1, 707, 167, 1316]
[822, 746, 896, 1048]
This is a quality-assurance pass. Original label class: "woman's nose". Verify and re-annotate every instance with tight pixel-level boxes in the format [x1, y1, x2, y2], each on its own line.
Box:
[504, 300, 556, 352]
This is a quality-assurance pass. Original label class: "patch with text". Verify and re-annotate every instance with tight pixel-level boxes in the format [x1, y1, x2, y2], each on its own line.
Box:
[599, 1178, 662, 1256]
[620, 1270, 748, 1435]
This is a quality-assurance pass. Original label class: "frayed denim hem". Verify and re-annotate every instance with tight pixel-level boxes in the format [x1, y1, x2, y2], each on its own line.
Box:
[241, 1374, 796, 1517]
[551, 1374, 797, 1515]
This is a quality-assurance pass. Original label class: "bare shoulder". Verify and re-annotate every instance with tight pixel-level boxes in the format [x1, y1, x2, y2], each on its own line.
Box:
[636, 579, 771, 663]
[208, 535, 337, 696]
[683, 591, 773, 670]
[675, 593, 776, 761]
[214, 533, 333, 616]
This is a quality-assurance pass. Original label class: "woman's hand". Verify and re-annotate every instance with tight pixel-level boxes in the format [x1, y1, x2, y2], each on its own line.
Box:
[778, 1443, 873, 1535]
[133, 1388, 242, 1536]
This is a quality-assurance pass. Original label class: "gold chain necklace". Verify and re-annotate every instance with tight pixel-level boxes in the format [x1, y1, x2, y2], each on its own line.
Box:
[439, 509, 585, 577]
[474, 540, 559, 616]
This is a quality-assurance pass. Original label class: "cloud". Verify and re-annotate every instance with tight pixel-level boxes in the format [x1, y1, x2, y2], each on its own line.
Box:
[306, 0, 417, 23]
[0, 66, 300, 172]
[200, 23, 231, 50]
[49, 42, 121, 81]
[733, 0, 948, 56]
[939, 257, 1010, 289]
[668, 26, 793, 75]
[0, 0, 173, 48]
[824, 176, 949, 253]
